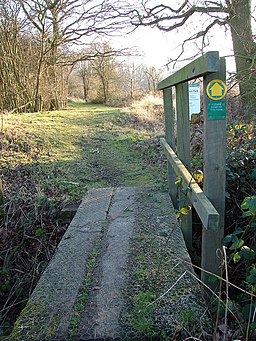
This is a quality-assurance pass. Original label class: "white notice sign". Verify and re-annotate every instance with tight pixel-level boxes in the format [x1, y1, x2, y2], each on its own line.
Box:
[189, 84, 200, 117]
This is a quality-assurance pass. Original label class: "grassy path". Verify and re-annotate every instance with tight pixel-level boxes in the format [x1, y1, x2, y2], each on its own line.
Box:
[2, 102, 165, 202]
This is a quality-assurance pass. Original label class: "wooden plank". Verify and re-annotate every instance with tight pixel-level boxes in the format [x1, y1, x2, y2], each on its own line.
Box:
[175, 82, 192, 250]
[163, 87, 177, 208]
[201, 57, 226, 290]
[161, 138, 219, 230]
[158, 51, 219, 90]
[176, 83, 190, 169]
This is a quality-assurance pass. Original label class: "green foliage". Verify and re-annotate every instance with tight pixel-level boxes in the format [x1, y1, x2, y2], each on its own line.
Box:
[190, 123, 255, 335]
[131, 292, 155, 336]
[179, 206, 191, 215]
[222, 123, 256, 333]
[246, 268, 256, 287]
[222, 193, 256, 336]
[35, 228, 44, 238]
[226, 124, 255, 205]
[223, 195, 256, 290]
[241, 196, 256, 217]
[175, 177, 182, 186]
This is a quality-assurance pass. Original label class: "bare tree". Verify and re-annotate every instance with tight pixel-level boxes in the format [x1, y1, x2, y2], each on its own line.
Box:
[144, 66, 162, 93]
[90, 42, 119, 103]
[127, 63, 149, 99]
[131, 0, 256, 120]
[16, 0, 129, 110]
[0, 0, 35, 111]
[115, 62, 161, 100]
[77, 61, 93, 102]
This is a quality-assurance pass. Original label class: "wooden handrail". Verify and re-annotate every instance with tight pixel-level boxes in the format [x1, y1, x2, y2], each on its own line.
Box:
[157, 51, 219, 89]
[161, 138, 219, 230]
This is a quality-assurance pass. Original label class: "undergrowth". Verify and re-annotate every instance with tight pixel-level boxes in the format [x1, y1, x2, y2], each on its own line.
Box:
[190, 122, 256, 340]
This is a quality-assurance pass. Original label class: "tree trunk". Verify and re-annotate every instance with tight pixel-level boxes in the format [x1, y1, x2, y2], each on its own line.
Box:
[34, 32, 45, 112]
[34, 59, 43, 112]
[49, 9, 60, 111]
[229, 0, 256, 121]
[82, 76, 89, 102]
[130, 77, 134, 100]
[101, 76, 108, 103]
[83, 83, 88, 102]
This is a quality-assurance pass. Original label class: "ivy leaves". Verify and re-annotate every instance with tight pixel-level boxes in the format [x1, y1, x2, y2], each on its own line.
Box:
[241, 196, 256, 218]
[223, 196, 256, 291]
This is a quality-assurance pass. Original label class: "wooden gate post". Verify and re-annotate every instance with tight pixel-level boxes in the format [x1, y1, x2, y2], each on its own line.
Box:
[201, 58, 227, 290]
[163, 87, 177, 208]
[176, 82, 192, 251]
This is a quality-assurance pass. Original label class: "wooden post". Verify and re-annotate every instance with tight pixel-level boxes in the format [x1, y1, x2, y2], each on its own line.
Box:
[201, 58, 226, 290]
[175, 82, 192, 251]
[163, 87, 177, 208]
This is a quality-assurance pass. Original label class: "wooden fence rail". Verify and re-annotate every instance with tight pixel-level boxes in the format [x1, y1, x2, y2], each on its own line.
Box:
[158, 51, 226, 290]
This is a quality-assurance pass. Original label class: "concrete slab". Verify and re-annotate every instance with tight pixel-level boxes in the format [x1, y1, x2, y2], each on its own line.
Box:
[78, 187, 136, 340]
[9, 188, 114, 341]
[10, 187, 209, 341]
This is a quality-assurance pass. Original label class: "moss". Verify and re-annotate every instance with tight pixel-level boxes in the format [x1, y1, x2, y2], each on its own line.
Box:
[131, 292, 156, 336]
[127, 189, 211, 338]
[8, 301, 61, 341]
[9, 302, 45, 340]
[67, 238, 101, 341]
[46, 315, 60, 339]
[178, 308, 201, 334]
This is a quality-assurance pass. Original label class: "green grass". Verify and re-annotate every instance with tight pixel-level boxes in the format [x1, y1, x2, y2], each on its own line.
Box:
[1, 102, 165, 202]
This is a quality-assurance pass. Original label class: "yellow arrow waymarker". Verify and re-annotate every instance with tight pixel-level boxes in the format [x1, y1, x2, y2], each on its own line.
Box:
[206, 79, 227, 101]
[211, 83, 223, 97]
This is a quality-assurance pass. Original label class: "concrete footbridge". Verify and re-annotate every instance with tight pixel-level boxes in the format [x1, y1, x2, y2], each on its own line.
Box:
[10, 187, 208, 340]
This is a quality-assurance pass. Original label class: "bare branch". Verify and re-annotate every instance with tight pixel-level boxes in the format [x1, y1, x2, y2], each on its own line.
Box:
[131, 1, 227, 31]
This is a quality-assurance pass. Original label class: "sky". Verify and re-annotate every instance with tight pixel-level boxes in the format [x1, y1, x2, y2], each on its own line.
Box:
[120, 25, 234, 70]
[112, 0, 256, 74]
[111, 24, 235, 78]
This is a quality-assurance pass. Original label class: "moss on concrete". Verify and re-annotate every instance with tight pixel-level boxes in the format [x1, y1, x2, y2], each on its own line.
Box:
[9, 302, 59, 341]
[68, 238, 101, 341]
[128, 188, 212, 339]
[9, 187, 211, 340]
